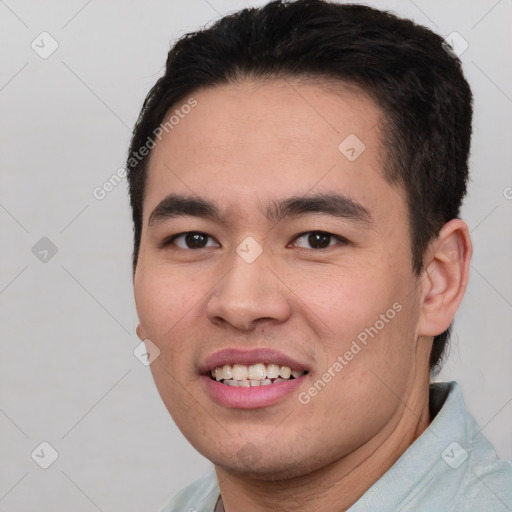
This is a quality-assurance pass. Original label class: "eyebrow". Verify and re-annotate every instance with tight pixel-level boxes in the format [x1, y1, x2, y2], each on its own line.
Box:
[147, 192, 373, 227]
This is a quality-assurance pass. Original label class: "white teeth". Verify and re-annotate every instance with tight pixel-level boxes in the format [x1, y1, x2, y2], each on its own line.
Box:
[266, 364, 280, 379]
[210, 362, 307, 386]
[248, 363, 266, 380]
[218, 376, 296, 387]
[279, 366, 291, 379]
[232, 364, 248, 380]
[223, 364, 232, 380]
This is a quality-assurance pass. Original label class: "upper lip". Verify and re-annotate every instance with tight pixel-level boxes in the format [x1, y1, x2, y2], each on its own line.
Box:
[200, 348, 310, 374]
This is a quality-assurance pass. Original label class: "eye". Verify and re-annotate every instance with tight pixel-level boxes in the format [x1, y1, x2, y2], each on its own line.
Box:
[291, 231, 348, 250]
[161, 231, 219, 250]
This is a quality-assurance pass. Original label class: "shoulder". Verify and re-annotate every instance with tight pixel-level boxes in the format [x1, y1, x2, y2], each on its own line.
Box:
[158, 470, 220, 512]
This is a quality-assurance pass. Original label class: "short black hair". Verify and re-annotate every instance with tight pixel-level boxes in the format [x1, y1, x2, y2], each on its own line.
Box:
[126, 0, 473, 374]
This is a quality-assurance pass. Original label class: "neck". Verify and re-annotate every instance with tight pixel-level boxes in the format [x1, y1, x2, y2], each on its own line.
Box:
[215, 363, 432, 512]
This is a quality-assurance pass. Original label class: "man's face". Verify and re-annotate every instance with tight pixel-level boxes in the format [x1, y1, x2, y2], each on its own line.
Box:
[134, 79, 426, 478]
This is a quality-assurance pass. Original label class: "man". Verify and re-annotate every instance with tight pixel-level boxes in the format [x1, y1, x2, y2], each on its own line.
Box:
[126, 1, 512, 510]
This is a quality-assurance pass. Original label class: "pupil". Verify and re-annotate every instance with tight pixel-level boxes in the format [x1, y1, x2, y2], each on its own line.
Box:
[186, 232, 207, 248]
[309, 232, 330, 249]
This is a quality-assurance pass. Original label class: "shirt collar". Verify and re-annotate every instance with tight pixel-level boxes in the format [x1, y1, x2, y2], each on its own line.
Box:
[347, 380, 473, 511]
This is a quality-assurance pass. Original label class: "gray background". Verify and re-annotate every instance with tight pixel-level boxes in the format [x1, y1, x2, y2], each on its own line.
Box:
[1, 0, 511, 510]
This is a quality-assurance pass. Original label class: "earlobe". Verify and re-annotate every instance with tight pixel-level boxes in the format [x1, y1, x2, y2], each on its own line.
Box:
[136, 324, 146, 341]
[417, 219, 472, 337]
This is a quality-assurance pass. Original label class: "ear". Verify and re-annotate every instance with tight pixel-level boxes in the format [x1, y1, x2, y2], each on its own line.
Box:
[136, 324, 147, 341]
[417, 219, 472, 337]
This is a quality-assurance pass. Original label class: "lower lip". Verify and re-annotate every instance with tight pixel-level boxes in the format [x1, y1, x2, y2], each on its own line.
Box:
[200, 375, 306, 409]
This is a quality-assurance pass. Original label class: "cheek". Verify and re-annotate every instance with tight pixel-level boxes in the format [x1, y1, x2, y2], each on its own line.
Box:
[134, 263, 208, 339]
[134, 267, 207, 427]
[292, 300, 418, 457]
[292, 263, 418, 383]
[288, 264, 396, 340]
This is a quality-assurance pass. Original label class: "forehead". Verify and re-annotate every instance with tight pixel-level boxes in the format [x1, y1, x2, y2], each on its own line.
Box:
[143, 78, 405, 227]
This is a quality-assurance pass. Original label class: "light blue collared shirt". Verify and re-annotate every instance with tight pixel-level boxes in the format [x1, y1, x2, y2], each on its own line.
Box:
[159, 381, 512, 511]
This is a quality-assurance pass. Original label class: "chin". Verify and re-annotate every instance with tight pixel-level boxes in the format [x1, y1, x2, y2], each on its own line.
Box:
[208, 445, 333, 481]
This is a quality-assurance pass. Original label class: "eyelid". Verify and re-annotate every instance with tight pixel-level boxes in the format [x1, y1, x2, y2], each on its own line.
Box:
[290, 231, 349, 249]
[159, 231, 220, 250]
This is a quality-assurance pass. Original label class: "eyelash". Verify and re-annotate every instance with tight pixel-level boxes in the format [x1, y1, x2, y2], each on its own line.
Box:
[159, 231, 349, 251]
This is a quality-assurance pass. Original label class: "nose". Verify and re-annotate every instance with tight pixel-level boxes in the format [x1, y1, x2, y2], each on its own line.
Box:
[205, 249, 292, 332]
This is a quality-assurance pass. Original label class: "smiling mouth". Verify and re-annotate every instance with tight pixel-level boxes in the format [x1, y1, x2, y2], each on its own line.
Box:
[209, 363, 308, 387]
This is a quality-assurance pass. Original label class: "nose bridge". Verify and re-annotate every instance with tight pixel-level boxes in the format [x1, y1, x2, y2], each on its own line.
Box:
[205, 242, 291, 330]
